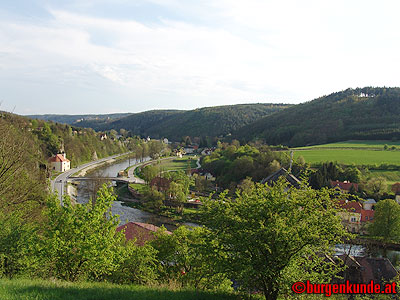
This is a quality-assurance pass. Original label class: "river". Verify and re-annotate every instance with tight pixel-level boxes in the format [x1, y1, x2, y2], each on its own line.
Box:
[75, 157, 190, 231]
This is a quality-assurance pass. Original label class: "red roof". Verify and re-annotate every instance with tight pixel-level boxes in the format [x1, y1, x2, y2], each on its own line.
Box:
[116, 222, 171, 246]
[331, 180, 358, 191]
[337, 200, 362, 213]
[361, 209, 374, 222]
[48, 154, 70, 163]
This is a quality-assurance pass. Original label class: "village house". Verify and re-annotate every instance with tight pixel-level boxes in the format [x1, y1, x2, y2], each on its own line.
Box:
[261, 167, 301, 189]
[337, 199, 375, 233]
[48, 153, 70, 172]
[336, 254, 397, 286]
[331, 180, 359, 193]
[99, 133, 107, 140]
[116, 222, 172, 246]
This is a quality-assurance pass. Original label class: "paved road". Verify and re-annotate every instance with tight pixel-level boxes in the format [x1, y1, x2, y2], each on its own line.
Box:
[51, 152, 131, 204]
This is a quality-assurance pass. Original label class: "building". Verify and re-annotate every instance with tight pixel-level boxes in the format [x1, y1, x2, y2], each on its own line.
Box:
[261, 168, 301, 189]
[336, 254, 397, 285]
[116, 222, 171, 246]
[337, 200, 375, 233]
[48, 153, 70, 172]
[330, 180, 359, 193]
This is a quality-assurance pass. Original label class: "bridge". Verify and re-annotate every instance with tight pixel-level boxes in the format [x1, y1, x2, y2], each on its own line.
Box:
[67, 176, 140, 184]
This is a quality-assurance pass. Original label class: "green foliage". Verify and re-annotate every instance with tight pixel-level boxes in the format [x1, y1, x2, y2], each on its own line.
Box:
[368, 199, 400, 241]
[142, 165, 160, 183]
[151, 226, 232, 291]
[39, 186, 126, 281]
[201, 180, 349, 300]
[110, 243, 158, 285]
[202, 144, 289, 188]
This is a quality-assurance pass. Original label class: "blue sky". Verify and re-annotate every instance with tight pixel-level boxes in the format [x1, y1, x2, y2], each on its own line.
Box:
[1, 0, 400, 115]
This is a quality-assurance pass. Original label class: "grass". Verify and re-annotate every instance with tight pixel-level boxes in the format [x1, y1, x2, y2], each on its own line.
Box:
[0, 278, 236, 300]
[129, 183, 147, 194]
[292, 140, 400, 166]
[294, 148, 400, 165]
[295, 140, 400, 150]
[159, 156, 198, 172]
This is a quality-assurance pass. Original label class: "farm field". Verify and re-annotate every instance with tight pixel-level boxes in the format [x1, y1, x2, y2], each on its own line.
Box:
[296, 140, 400, 150]
[293, 140, 400, 166]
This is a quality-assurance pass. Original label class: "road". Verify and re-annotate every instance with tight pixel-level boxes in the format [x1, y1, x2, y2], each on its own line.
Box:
[50, 152, 131, 203]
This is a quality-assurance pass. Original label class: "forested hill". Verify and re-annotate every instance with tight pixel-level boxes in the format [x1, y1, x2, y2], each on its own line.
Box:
[234, 87, 400, 147]
[1, 112, 126, 167]
[28, 113, 131, 125]
[30, 104, 289, 141]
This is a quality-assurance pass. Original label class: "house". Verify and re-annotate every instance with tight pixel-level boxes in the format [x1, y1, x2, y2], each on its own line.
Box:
[330, 180, 358, 193]
[184, 146, 195, 154]
[337, 200, 374, 233]
[100, 133, 107, 140]
[117, 222, 171, 246]
[201, 148, 212, 156]
[261, 168, 301, 189]
[48, 153, 70, 172]
[336, 254, 397, 286]
[150, 177, 171, 192]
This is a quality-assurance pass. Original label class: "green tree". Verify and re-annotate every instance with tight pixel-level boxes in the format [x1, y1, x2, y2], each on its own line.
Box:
[40, 186, 126, 281]
[366, 177, 387, 198]
[368, 199, 400, 241]
[142, 165, 159, 184]
[201, 180, 348, 300]
[151, 226, 231, 291]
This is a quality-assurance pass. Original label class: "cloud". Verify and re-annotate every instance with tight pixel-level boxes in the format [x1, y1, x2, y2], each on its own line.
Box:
[1, 1, 400, 114]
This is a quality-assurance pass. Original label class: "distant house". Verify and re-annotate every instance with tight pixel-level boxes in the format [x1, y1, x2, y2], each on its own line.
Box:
[261, 168, 301, 189]
[48, 153, 70, 172]
[331, 180, 358, 193]
[100, 133, 107, 140]
[150, 177, 171, 192]
[201, 148, 212, 156]
[336, 254, 397, 286]
[184, 146, 195, 154]
[116, 222, 172, 246]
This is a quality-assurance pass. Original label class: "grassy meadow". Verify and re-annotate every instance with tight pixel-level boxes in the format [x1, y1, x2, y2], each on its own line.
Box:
[159, 156, 198, 172]
[293, 140, 400, 165]
[0, 279, 236, 300]
[293, 140, 400, 185]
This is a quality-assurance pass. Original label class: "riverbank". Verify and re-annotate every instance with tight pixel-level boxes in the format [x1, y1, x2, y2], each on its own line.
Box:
[350, 236, 400, 251]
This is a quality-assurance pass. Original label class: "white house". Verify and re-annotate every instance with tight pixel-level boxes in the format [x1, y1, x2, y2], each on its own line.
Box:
[49, 153, 71, 172]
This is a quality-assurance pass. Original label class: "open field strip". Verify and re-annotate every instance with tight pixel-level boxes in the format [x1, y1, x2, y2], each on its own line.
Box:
[293, 140, 400, 165]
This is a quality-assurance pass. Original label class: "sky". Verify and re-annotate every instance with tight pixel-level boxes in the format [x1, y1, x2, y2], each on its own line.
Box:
[1, 0, 400, 115]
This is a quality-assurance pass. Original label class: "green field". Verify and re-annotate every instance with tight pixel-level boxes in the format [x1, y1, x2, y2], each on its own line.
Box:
[296, 140, 400, 150]
[159, 156, 198, 172]
[293, 140, 400, 165]
[0, 279, 235, 300]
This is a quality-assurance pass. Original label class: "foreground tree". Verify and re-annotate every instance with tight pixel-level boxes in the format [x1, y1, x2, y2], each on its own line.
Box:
[368, 199, 400, 241]
[39, 186, 126, 281]
[201, 180, 349, 300]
